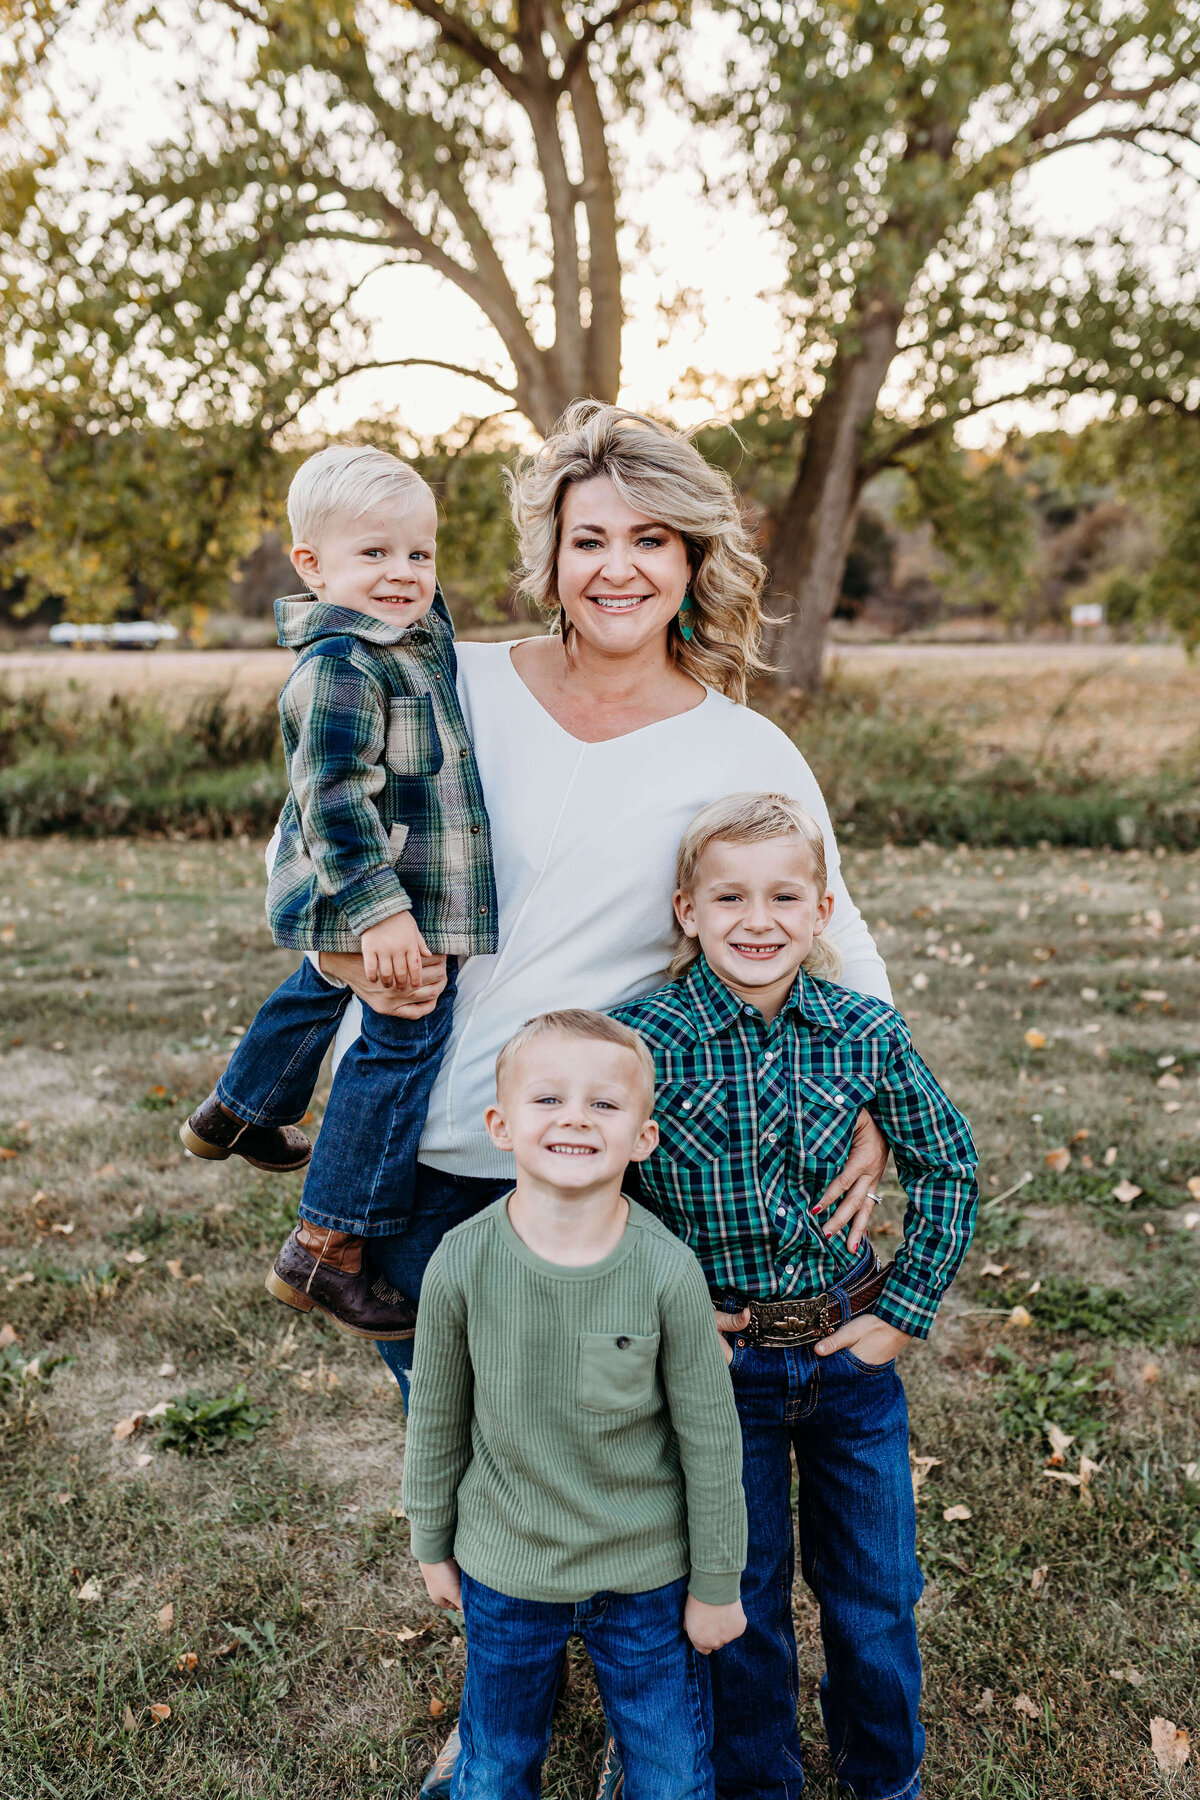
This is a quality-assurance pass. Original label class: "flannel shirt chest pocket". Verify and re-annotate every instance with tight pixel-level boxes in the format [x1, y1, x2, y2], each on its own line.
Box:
[385, 695, 444, 777]
[578, 1332, 661, 1413]
[797, 1070, 874, 1167]
[652, 1078, 729, 1169]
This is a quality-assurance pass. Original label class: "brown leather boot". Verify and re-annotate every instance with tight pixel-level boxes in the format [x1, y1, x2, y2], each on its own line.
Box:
[180, 1089, 312, 1173]
[266, 1222, 418, 1341]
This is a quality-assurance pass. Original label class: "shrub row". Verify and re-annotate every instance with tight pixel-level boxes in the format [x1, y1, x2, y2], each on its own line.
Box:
[2, 680, 1197, 848]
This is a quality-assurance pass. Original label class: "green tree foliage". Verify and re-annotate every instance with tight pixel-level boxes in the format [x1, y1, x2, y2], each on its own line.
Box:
[710, 0, 1200, 686]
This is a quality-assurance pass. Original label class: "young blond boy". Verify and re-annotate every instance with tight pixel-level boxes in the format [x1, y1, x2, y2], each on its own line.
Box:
[611, 793, 979, 1800]
[180, 445, 496, 1340]
[402, 1011, 748, 1800]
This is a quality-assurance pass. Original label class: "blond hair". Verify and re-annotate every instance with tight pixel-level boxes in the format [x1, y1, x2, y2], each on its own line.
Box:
[495, 1009, 656, 1112]
[287, 445, 432, 545]
[507, 401, 770, 704]
[670, 792, 844, 983]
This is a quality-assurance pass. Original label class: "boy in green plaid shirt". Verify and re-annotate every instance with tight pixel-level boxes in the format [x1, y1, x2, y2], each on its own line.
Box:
[611, 792, 978, 1800]
[179, 446, 497, 1342]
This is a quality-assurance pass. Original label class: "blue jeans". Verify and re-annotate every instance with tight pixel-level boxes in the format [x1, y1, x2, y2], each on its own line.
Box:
[713, 1337, 923, 1800]
[373, 1162, 511, 1400]
[216, 956, 458, 1239]
[455, 1572, 713, 1800]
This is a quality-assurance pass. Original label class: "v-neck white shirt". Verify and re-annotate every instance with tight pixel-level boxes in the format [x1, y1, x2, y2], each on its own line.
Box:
[326, 639, 891, 1180]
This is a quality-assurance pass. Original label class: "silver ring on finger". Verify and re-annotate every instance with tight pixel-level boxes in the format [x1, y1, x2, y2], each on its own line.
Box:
[865, 1191, 883, 1207]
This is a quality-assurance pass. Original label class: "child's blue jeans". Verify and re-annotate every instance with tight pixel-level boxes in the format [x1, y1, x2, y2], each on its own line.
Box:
[712, 1329, 924, 1800]
[455, 1571, 714, 1800]
[215, 955, 457, 1239]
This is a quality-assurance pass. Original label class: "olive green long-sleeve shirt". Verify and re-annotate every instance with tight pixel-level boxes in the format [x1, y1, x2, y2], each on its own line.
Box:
[402, 1196, 747, 1605]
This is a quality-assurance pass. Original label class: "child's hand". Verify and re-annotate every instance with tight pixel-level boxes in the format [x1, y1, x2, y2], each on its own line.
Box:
[684, 1594, 746, 1655]
[419, 1558, 462, 1609]
[712, 1304, 750, 1366]
[814, 1313, 911, 1364]
[361, 910, 429, 989]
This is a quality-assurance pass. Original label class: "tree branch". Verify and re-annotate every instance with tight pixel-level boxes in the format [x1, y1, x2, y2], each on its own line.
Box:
[864, 381, 1076, 474]
[266, 356, 518, 436]
[1023, 124, 1200, 180]
[557, 0, 655, 91]
[402, 0, 524, 98]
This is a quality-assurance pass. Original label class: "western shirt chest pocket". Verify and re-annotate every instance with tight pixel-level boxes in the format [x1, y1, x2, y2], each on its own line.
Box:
[797, 1072, 872, 1163]
[385, 696, 444, 777]
[578, 1332, 661, 1414]
[653, 1079, 729, 1168]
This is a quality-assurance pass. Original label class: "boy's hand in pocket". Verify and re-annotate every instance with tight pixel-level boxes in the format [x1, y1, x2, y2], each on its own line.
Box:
[685, 1595, 746, 1655]
[814, 1313, 911, 1364]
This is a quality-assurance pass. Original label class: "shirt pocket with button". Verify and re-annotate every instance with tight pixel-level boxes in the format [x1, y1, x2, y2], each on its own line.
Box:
[578, 1331, 661, 1414]
[385, 695, 444, 777]
[651, 1079, 729, 1169]
[796, 1071, 874, 1167]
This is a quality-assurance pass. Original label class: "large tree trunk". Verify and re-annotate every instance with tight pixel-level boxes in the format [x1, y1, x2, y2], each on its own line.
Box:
[767, 301, 901, 692]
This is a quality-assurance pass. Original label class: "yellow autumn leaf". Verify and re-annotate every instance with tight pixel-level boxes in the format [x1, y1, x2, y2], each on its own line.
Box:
[1023, 1029, 1046, 1049]
[1112, 1179, 1142, 1204]
[1043, 1146, 1071, 1173]
[1149, 1717, 1190, 1771]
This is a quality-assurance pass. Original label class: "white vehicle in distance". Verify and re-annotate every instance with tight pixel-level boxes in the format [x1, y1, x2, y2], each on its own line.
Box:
[49, 621, 180, 649]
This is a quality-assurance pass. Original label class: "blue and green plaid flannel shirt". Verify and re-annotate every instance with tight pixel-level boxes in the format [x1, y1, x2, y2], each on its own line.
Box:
[265, 593, 497, 956]
[612, 956, 978, 1338]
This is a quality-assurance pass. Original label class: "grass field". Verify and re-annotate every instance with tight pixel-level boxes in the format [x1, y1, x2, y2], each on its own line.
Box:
[1, 838, 1198, 1798]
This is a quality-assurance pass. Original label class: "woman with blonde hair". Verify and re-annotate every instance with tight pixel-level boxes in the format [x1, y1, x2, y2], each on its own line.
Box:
[314, 402, 895, 1794]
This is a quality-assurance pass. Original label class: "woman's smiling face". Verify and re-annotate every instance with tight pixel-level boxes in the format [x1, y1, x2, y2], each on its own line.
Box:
[556, 476, 692, 655]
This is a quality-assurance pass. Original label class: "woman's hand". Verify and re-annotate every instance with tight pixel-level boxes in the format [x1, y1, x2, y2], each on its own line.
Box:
[419, 1557, 463, 1609]
[318, 950, 448, 1018]
[814, 1313, 911, 1364]
[810, 1109, 888, 1254]
[685, 1594, 747, 1655]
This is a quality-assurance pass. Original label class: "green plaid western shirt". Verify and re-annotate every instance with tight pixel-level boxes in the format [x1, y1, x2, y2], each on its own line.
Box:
[265, 593, 497, 956]
[612, 957, 978, 1338]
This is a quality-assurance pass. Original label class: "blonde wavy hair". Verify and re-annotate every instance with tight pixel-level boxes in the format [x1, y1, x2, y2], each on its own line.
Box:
[507, 401, 770, 704]
[670, 792, 844, 983]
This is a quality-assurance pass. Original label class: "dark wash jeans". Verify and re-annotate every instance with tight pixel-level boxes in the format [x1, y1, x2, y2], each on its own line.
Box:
[456, 1572, 714, 1800]
[373, 1163, 511, 1400]
[712, 1328, 924, 1800]
[215, 956, 458, 1239]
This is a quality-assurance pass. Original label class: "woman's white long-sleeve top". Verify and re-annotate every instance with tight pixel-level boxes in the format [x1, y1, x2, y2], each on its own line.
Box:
[408, 641, 891, 1181]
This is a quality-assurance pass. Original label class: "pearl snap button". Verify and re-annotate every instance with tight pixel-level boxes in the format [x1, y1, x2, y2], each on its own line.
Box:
[616, 1336, 630, 1349]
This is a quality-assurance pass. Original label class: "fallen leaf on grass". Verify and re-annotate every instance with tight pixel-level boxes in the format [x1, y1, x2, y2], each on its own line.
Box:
[96, 1163, 118, 1179]
[134, 1452, 152, 1468]
[1030, 1565, 1048, 1593]
[185, 1273, 204, 1286]
[55, 1492, 73, 1505]
[1024, 1030, 1046, 1050]
[910, 1455, 942, 1504]
[0, 1147, 18, 1161]
[1013, 1694, 1039, 1718]
[1184, 1212, 1200, 1231]
[1112, 1179, 1143, 1205]
[1043, 1146, 1071, 1173]
[1103, 1146, 1119, 1166]
[1186, 1176, 1200, 1201]
[1045, 1422, 1074, 1461]
[1044, 1470, 1082, 1487]
[158, 1361, 177, 1377]
[176, 1652, 198, 1672]
[154, 1603, 174, 1633]
[112, 1415, 144, 1443]
[50, 1221, 74, 1235]
[75, 1579, 101, 1603]
[1008, 1304, 1033, 1327]
[1156, 1071, 1182, 1090]
[943, 1504, 972, 1522]
[380, 1656, 395, 1668]
[123, 1704, 136, 1732]
[1149, 1717, 1190, 1772]
[395, 1626, 420, 1642]
[212, 1641, 237, 1659]
[971, 1689, 994, 1714]
[1141, 1362, 1161, 1384]
[147, 1703, 171, 1725]
[123, 1249, 147, 1266]
[165, 1260, 184, 1280]
[0, 1324, 19, 1348]
[429, 1698, 445, 1718]
[1141, 989, 1168, 1003]
[1108, 1666, 1145, 1687]
[980, 1260, 1009, 1279]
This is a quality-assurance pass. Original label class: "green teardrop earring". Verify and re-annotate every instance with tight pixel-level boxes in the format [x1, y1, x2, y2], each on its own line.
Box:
[677, 591, 695, 642]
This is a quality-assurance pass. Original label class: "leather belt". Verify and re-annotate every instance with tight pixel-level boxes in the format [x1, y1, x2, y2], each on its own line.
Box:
[737, 1250, 887, 1348]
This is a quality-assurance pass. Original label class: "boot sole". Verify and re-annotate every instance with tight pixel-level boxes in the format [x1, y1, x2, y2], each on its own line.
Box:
[179, 1120, 311, 1174]
[264, 1271, 416, 1341]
